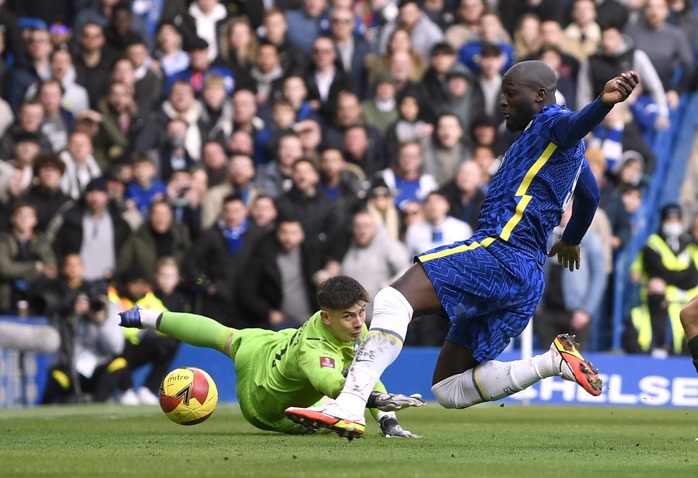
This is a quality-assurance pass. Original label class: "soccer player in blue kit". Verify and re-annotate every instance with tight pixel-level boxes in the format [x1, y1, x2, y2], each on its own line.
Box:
[286, 61, 641, 438]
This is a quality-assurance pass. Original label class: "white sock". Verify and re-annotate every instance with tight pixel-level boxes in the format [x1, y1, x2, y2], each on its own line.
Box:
[139, 308, 162, 330]
[335, 287, 413, 415]
[432, 350, 557, 409]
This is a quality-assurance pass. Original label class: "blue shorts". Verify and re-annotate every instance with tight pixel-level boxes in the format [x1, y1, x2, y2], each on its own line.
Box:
[417, 238, 545, 363]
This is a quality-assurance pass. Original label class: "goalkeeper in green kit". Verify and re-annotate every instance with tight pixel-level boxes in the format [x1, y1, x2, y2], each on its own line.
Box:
[118, 276, 425, 437]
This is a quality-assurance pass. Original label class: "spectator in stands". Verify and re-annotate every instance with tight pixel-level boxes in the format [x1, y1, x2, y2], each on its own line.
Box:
[159, 118, 196, 182]
[367, 27, 427, 85]
[74, 22, 120, 109]
[21, 153, 73, 233]
[361, 71, 400, 138]
[240, 217, 322, 328]
[93, 80, 144, 169]
[318, 145, 363, 227]
[384, 92, 434, 163]
[8, 131, 41, 193]
[201, 138, 228, 188]
[165, 169, 204, 241]
[537, 45, 577, 108]
[103, 2, 144, 54]
[459, 10, 514, 75]
[444, 0, 484, 50]
[439, 160, 485, 231]
[36, 79, 73, 153]
[324, 90, 382, 152]
[0, 201, 57, 315]
[8, 26, 53, 113]
[330, 6, 371, 98]
[625, 204, 697, 357]
[39, 253, 123, 404]
[423, 113, 468, 186]
[256, 131, 303, 199]
[591, 0, 630, 31]
[276, 158, 342, 259]
[24, 49, 89, 115]
[404, 190, 472, 258]
[379, 140, 439, 211]
[441, 63, 474, 138]
[421, 42, 458, 115]
[124, 41, 164, 119]
[249, 193, 278, 232]
[216, 18, 255, 92]
[58, 130, 102, 200]
[135, 80, 203, 162]
[73, 0, 151, 52]
[202, 151, 260, 229]
[261, 8, 307, 77]
[366, 177, 401, 241]
[249, 42, 285, 107]
[327, 208, 411, 317]
[470, 143, 498, 192]
[535, 199, 607, 351]
[625, 0, 695, 110]
[153, 21, 189, 79]
[165, 36, 234, 98]
[295, 117, 324, 164]
[379, 0, 444, 61]
[469, 115, 507, 157]
[577, 23, 669, 130]
[285, 0, 329, 55]
[667, 0, 698, 47]
[278, 74, 317, 125]
[124, 154, 166, 218]
[561, 0, 601, 62]
[343, 124, 384, 179]
[497, 0, 566, 38]
[513, 13, 543, 61]
[153, 256, 191, 313]
[186, 193, 265, 327]
[470, 43, 506, 125]
[535, 19, 580, 95]
[180, 0, 229, 62]
[110, 266, 178, 406]
[305, 35, 354, 122]
[117, 198, 190, 283]
[53, 177, 131, 284]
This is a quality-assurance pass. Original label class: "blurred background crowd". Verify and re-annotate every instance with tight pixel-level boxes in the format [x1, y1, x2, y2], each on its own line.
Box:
[1, 0, 698, 404]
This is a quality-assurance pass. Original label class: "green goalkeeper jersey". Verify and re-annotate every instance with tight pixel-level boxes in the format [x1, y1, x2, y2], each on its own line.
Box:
[159, 310, 385, 434]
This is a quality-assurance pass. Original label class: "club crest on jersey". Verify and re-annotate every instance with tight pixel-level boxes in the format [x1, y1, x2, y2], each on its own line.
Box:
[320, 356, 336, 368]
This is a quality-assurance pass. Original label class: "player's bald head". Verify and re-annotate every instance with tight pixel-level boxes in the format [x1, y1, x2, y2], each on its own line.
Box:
[503, 60, 557, 99]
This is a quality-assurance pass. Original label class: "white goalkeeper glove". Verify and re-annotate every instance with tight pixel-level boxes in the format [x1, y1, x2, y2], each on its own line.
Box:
[379, 416, 422, 438]
[369, 391, 425, 411]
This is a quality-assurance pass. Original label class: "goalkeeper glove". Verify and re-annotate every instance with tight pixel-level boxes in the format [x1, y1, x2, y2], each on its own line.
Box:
[368, 391, 425, 411]
[379, 416, 422, 438]
[118, 306, 143, 328]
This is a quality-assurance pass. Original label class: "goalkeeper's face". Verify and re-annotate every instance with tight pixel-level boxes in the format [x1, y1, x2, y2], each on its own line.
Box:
[322, 301, 367, 343]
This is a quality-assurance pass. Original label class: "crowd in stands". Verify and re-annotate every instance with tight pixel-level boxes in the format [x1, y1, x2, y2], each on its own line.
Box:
[1, 0, 698, 404]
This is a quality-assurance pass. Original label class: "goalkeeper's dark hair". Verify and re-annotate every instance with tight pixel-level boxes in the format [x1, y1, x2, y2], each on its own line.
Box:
[317, 276, 370, 311]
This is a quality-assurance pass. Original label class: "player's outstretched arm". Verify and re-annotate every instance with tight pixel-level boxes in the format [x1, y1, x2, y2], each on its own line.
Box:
[367, 390, 426, 411]
[600, 71, 640, 107]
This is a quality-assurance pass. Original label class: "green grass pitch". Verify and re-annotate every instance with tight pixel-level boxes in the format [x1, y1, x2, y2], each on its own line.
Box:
[1, 403, 696, 477]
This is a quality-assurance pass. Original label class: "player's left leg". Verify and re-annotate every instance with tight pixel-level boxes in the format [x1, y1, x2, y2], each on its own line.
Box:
[118, 307, 237, 356]
[679, 294, 698, 374]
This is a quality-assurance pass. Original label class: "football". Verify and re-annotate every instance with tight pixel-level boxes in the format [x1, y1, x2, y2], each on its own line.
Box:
[159, 367, 218, 425]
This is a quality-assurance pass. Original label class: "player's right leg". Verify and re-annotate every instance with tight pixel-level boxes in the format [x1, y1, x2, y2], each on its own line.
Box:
[431, 334, 602, 408]
[118, 307, 237, 356]
[679, 295, 698, 374]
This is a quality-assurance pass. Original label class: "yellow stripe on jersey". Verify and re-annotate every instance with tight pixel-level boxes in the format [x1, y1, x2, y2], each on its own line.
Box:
[500, 142, 557, 241]
[418, 237, 497, 262]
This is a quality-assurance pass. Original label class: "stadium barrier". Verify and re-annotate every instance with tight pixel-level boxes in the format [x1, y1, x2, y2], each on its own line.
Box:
[2, 340, 696, 408]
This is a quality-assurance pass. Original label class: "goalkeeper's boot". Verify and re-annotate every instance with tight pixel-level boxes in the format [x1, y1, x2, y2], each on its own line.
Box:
[285, 401, 365, 440]
[552, 334, 603, 396]
[118, 306, 143, 328]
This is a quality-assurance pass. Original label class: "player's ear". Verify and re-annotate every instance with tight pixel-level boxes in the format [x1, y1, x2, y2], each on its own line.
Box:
[320, 310, 330, 325]
[535, 88, 547, 103]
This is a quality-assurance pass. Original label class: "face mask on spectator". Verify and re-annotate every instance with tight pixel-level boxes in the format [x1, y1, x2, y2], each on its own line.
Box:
[662, 223, 683, 238]
[167, 134, 186, 149]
